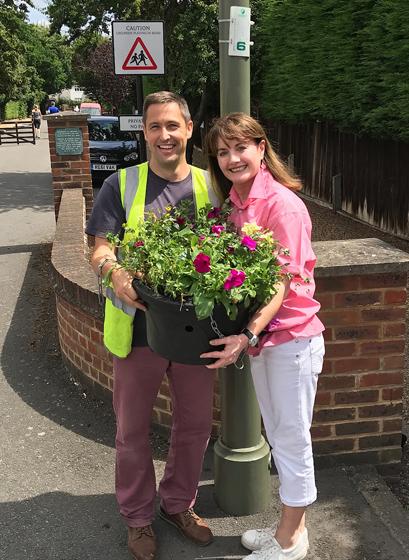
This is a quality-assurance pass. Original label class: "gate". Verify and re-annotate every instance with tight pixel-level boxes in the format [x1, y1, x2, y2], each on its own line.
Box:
[0, 119, 36, 145]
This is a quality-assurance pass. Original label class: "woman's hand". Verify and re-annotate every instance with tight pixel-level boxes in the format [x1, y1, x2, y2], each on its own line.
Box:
[200, 334, 249, 370]
[111, 267, 147, 311]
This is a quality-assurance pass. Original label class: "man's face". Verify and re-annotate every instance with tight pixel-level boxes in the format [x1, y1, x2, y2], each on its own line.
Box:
[143, 102, 193, 171]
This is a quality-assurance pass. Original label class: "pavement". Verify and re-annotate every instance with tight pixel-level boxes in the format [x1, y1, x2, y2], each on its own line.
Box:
[1, 122, 409, 560]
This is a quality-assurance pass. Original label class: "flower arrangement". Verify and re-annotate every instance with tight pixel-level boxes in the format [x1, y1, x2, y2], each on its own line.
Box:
[107, 200, 284, 321]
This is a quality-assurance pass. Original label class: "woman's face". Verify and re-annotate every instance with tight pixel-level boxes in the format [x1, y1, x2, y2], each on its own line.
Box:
[216, 137, 265, 191]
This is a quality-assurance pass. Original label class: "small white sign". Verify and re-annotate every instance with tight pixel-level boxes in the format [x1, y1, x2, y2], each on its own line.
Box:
[119, 115, 144, 132]
[112, 21, 165, 75]
[229, 6, 252, 57]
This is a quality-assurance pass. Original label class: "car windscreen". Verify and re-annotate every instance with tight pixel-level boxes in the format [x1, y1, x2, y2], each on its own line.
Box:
[88, 121, 135, 141]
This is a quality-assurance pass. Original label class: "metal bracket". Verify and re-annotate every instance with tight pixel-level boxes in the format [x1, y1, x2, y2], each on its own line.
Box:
[218, 18, 231, 23]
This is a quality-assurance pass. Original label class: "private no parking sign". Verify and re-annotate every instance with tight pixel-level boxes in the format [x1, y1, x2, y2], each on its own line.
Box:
[112, 21, 165, 75]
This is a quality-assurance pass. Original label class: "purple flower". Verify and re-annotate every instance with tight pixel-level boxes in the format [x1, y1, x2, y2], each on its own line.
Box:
[176, 216, 185, 226]
[211, 225, 225, 236]
[193, 252, 211, 273]
[223, 269, 246, 290]
[227, 246, 235, 254]
[133, 240, 144, 247]
[207, 207, 221, 219]
[241, 236, 257, 251]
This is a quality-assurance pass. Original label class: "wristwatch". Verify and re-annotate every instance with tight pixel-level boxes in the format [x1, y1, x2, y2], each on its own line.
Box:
[241, 328, 259, 347]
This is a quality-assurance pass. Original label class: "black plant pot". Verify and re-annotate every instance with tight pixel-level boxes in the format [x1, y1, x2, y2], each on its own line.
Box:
[132, 279, 252, 365]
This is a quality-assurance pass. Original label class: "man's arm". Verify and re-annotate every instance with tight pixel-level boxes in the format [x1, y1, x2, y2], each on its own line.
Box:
[91, 236, 146, 311]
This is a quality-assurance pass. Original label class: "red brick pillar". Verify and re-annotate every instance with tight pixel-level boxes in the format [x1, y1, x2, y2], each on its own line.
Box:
[44, 112, 93, 220]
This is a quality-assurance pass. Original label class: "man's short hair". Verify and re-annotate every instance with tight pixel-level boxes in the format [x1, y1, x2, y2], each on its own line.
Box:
[143, 91, 191, 124]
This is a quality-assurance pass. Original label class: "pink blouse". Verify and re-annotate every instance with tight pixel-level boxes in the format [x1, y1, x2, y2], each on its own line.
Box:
[228, 165, 324, 355]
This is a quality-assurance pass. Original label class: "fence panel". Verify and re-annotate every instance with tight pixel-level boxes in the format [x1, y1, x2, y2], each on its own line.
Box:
[266, 121, 409, 238]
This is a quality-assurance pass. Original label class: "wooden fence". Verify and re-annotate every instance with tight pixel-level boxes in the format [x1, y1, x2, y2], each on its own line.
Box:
[0, 119, 35, 145]
[266, 121, 409, 239]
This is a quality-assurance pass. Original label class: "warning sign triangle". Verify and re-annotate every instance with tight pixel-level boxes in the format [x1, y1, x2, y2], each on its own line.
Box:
[122, 37, 157, 71]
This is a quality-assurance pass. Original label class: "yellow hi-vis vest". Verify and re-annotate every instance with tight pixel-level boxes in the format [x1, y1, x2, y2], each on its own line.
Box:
[104, 162, 214, 358]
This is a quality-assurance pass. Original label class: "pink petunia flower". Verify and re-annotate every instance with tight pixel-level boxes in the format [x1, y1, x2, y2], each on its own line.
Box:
[241, 236, 257, 251]
[193, 252, 211, 273]
[223, 269, 246, 290]
[133, 241, 144, 247]
[207, 207, 221, 219]
[211, 225, 225, 236]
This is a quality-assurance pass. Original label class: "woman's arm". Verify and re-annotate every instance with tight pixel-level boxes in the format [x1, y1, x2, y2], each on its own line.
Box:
[200, 277, 289, 369]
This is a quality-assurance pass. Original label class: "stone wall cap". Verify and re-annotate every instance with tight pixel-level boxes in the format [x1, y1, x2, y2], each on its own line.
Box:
[313, 238, 409, 277]
[43, 112, 89, 122]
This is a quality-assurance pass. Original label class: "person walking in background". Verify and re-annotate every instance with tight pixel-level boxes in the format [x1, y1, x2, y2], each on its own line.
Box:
[203, 113, 325, 560]
[31, 105, 42, 138]
[86, 91, 221, 560]
[47, 100, 59, 114]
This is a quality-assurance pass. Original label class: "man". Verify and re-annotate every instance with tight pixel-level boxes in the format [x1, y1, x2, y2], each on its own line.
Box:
[47, 100, 60, 114]
[86, 92, 220, 560]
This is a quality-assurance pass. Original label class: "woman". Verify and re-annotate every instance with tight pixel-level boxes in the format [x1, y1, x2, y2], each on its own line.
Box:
[202, 113, 325, 560]
[31, 105, 42, 138]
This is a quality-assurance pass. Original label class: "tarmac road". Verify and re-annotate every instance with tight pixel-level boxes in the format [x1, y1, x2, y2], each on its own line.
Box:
[0, 123, 409, 560]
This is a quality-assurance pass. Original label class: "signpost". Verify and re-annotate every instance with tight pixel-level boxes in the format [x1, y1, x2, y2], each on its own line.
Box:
[215, 1, 271, 516]
[112, 20, 165, 162]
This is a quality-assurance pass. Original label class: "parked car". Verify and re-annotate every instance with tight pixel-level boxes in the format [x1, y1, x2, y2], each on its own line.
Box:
[80, 102, 102, 116]
[88, 116, 140, 186]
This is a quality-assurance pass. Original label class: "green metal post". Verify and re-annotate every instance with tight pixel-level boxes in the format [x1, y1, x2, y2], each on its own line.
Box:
[214, 0, 271, 515]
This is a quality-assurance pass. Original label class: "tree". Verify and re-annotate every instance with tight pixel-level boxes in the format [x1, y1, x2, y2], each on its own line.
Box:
[73, 38, 134, 113]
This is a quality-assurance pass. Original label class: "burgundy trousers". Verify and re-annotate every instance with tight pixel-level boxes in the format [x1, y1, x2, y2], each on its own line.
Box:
[113, 347, 214, 527]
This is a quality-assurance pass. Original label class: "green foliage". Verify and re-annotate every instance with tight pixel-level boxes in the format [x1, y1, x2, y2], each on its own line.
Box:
[72, 38, 134, 113]
[107, 201, 282, 320]
[0, 2, 72, 114]
[4, 99, 27, 119]
[258, 0, 409, 140]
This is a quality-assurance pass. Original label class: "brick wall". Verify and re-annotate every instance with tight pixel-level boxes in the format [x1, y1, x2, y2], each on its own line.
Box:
[45, 112, 93, 220]
[52, 189, 409, 467]
[313, 273, 406, 467]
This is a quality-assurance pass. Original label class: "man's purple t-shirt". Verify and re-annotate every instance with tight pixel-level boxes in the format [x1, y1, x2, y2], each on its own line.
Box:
[86, 166, 218, 347]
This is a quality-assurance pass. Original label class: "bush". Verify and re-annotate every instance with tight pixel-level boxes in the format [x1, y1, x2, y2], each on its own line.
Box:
[4, 100, 28, 120]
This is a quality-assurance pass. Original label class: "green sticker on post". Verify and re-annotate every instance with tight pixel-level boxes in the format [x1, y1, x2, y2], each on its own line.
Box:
[55, 127, 83, 156]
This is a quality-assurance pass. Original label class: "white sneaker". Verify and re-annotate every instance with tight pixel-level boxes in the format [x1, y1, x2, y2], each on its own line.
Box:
[244, 528, 309, 559]
[241, 527, 277, 551]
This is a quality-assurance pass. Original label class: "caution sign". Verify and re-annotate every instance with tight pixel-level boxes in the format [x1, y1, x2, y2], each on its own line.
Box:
[112, 21, 165, 75]
[122, 37, 157, 70]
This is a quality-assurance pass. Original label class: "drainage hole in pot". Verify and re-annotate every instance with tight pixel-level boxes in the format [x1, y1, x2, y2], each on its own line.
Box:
[185, 325, 194, 333]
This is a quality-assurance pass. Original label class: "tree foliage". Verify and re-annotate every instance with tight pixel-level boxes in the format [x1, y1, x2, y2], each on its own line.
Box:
[0, 1, 72, 116]
[72, 38, 134, 113]
[258, 0, 409, 140]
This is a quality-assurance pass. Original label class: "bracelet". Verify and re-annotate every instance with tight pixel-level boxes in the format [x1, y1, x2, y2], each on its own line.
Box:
[97, 257, 118, 304]
[98, 256, 117, 278]
[102, 262, 122, 287]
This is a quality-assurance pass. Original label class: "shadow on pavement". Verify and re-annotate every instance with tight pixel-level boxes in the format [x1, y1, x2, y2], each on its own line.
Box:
[1, 243, 116, 448]
[0, 172, 53, 213]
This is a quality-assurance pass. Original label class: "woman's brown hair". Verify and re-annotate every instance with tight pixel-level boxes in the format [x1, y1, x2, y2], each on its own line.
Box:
[205, 112, 302, 200]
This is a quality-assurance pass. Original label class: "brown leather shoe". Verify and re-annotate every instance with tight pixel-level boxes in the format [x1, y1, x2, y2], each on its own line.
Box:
[127, 525, 156, 560]
[159, 507, 213, 546]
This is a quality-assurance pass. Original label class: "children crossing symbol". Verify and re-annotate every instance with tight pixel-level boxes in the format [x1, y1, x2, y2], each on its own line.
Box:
[122, 37, 157, 71]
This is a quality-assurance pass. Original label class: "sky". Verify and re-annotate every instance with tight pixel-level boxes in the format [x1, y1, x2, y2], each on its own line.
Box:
[27, 0, 50, 26]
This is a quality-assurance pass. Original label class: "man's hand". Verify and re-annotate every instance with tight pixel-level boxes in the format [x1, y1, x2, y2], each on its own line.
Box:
[111, 267, 147, 311]
[200, 334, 249, 370]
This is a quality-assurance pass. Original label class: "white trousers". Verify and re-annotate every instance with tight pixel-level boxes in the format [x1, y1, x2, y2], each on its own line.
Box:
[250, 334, 325, 508]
